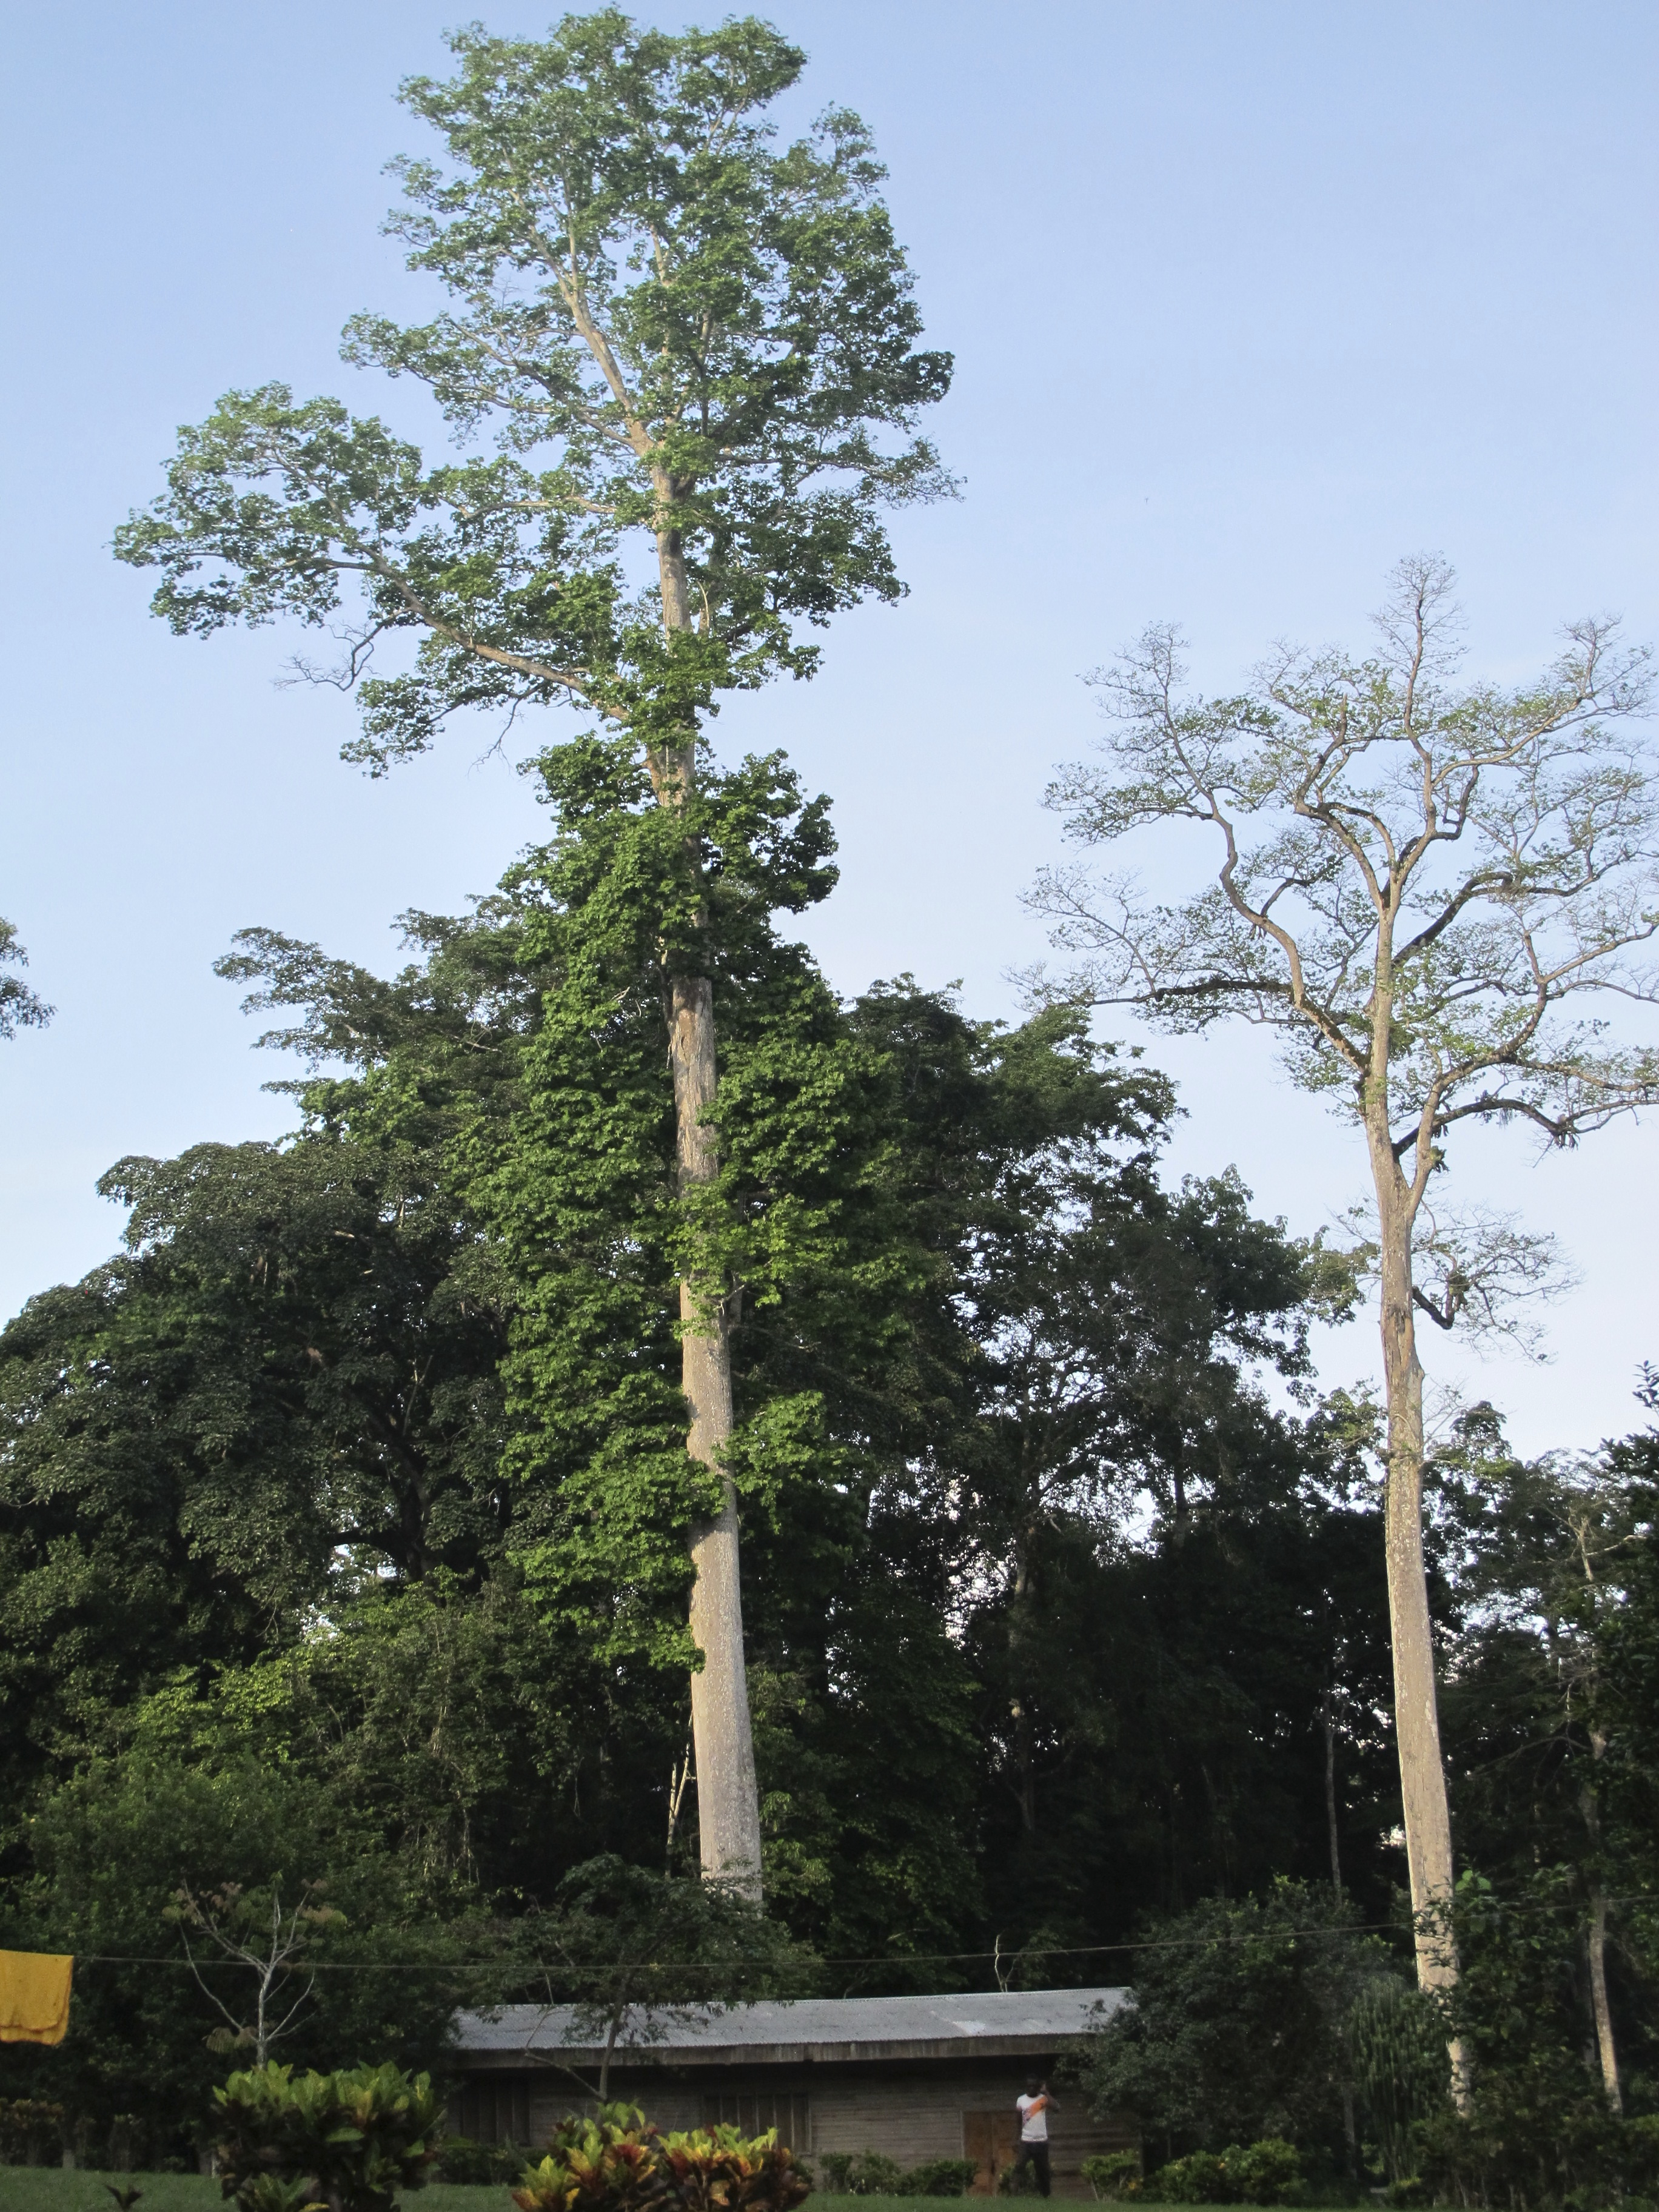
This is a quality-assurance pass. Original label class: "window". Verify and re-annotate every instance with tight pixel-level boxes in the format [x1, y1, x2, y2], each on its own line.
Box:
[454, 2074, 533, 2147]
[700, 2093, 810, 2149]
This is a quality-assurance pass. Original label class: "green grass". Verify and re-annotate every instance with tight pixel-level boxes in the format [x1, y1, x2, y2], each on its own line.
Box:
[1, 2183, 1243, 2212]
[0, 2182, 522, 2211]
[0, 2177, 220, 2212]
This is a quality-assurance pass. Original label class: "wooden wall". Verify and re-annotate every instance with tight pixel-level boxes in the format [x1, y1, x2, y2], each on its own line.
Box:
[453, 2054, 1137, 2200]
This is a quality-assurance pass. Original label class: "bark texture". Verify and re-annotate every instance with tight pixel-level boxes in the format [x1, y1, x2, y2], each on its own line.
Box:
[669, 972, 762, 1894]
[1587, 1886, 1621, 2114]
[1370, 1116, 1471, 2106]
[645, 456, 764, 1897]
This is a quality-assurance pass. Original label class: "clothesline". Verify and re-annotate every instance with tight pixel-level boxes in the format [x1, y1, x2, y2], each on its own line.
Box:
[0, 1888, 1645, 2035]
[58, 1892, 1658, 1977]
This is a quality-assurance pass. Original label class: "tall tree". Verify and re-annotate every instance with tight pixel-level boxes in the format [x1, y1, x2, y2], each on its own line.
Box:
[0, 917, 51, 1039]
[1027, 559, 1658, 2083]
[113, 9, 951, 1893]
[211, 745, 978, 1932]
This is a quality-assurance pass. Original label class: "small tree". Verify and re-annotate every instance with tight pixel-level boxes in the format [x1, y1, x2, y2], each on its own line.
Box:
[114, 10, 950, 1899]
[1074, 1883, 1386, 2166]
[515, 1854, 813, 2099]
[166, 1877, 347, 2066]
[1027, 559, 1659, 2088]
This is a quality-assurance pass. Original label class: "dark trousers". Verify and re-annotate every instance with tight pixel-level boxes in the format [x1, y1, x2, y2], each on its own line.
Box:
[1014, 2140, 1051, 2197]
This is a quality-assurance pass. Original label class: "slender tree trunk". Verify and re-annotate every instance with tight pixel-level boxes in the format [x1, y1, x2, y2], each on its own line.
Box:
[1581, 1738, 1622, 2113]
[1322, 1683, 1343, 1897]
[666, 1731, 695, 1868]
[1009, 1529, 1037, 1834]
[601, 2002, 625, 2102]
[1008, 1697, 1037, 1833]
[1368, 1121, 1471, 2108]
[1587, 1887, 1621, 2114]
[1321, 1697, 1359, 2180]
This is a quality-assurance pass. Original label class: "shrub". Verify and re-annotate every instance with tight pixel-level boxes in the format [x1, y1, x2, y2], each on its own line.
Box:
[1221, 2140, 1301, 2205]
[1148, 2150, 1229, 2203]
[895, 2156, 979, 2196]
[660, 2125, 814, 2212]
[0, 2097, 65, 2165]
[512, 2106, 665, 2212]
[1081, 2151, 1144, 2200]
[1146, 2140, 1301, 2205]
[818, 2149, 905, 2195]
[1627, 2114, 1659, 2194]
[511, 2104, 811, 2212]
[212, 2059, 446, 2212]
[1413, 2096, 1632, 2212]
[235, 2182, 329, 2212]
[435, 2134, 528, 2185]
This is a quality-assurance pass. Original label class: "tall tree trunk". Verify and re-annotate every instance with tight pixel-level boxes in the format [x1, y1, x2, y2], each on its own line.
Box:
[1369, 1124, 1470, 2107]
[670, 975, 763, 1895]
[650, 509, 763, 1896]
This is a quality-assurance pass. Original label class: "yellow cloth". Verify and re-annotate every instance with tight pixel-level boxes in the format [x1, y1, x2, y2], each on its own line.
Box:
[0, 1949, 73, 2044]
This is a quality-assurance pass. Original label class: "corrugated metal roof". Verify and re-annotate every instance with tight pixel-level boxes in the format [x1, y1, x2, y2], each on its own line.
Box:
[453, 1987, 1127, 2062]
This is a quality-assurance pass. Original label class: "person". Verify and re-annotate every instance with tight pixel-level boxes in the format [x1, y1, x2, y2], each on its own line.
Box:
[1013, 2077, 1057, 2198]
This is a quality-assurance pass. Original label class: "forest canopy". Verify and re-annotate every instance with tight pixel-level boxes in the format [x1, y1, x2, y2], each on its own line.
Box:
[5, 749, 1655, 2195]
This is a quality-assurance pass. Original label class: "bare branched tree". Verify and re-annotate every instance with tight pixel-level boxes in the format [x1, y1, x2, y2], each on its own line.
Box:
[1024, 557, 1659, 2099]
[165, 1877, 345, 2065]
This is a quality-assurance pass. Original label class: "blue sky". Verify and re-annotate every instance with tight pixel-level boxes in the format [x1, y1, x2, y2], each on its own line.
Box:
[3, 0, 1655, 1452]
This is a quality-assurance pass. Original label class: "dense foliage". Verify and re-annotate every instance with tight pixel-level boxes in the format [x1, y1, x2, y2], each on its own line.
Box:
[1066, 1407, 1659, 2205]
[0, 737, 1385, 2140]
[1, 753, 1652, 2202]
[213, 2059, 447, 2212]
[6, 713, 1655, 2191]
[511, 2103, 812, 2212]
[1074, 1885, 1382, 2167]
[5, 609, 1655, 2212]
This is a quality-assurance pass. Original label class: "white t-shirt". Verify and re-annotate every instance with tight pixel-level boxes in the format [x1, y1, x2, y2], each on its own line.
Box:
[1017, 2095, 1048, 2143]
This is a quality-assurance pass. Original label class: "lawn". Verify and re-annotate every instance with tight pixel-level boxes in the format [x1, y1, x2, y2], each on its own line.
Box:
[0, 2182, 520, 2212]
[0, 2190, 1229, 2212]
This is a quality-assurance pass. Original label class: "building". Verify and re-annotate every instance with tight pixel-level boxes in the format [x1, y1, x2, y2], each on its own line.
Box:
[449, 1987, 1136, 2198]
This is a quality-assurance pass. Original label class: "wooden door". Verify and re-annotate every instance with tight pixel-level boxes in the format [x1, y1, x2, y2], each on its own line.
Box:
[964, 2111, 1017, 2196]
